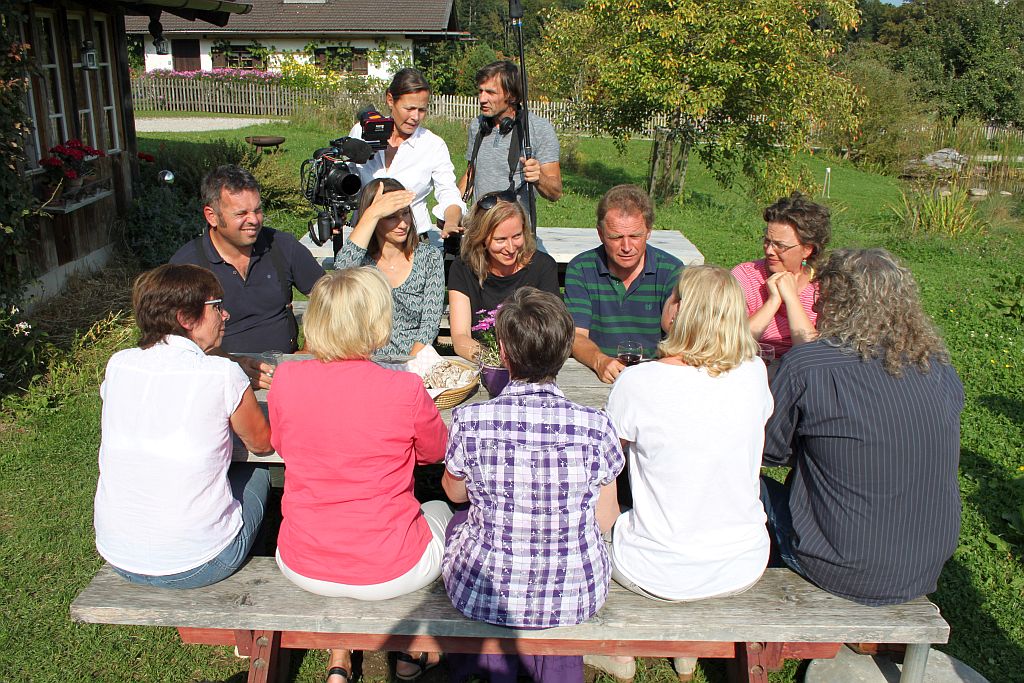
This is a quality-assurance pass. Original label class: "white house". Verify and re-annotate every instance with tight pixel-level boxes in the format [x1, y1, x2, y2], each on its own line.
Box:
[124, 0, 464, 79]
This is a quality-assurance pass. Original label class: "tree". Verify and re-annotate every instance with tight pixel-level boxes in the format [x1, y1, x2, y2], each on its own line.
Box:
[877, 0, 1024, 125]
[533, 0, 859, 201]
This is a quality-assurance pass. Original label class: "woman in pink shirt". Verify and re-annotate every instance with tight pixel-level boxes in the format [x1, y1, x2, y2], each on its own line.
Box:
[268, 267, 451, 683]
[730, 192, 831, 358]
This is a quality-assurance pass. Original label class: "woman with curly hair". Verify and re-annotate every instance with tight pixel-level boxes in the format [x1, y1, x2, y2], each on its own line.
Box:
[730, 192, 831, 357]
[761, 248, 963, 606]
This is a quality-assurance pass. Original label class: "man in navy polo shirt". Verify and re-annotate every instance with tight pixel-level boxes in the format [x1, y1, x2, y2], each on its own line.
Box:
[170, 165, 324, 385]
[564, 185, 683, 383]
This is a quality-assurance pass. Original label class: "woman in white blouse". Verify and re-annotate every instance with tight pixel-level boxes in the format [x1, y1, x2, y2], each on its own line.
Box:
[94, 264, 273, 589]
[349, 68, 465, 238]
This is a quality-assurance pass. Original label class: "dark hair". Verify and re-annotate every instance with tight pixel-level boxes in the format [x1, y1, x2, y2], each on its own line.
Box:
[475, 60, 522, 108]
[133, 264, 222, 349]
[495, 287, 574, 383]
[597, 184, 654, 232]
[201, 165, 261, 212]
[762, 191, 831, 268]
[357, 178, 416, 257]
[387, 67, 431, 100]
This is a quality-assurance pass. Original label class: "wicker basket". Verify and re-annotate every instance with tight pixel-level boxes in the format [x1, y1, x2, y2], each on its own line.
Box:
[432, 358, 480, 410]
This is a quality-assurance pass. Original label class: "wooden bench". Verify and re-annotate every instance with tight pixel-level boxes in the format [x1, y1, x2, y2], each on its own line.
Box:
[71, 558, 949, 683]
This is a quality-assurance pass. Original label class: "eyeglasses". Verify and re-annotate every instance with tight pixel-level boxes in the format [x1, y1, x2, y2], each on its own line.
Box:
[204, 298, 224, 313]
[476, 189, 518, 211]
[762, 237, 800, 254]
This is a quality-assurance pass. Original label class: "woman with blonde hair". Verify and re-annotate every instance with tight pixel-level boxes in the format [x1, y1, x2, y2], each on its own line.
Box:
[594, 265, 773, 682]
[336, 178, 445, 356]
[268, 267, 451, 682]
[447, 191, 559, 363]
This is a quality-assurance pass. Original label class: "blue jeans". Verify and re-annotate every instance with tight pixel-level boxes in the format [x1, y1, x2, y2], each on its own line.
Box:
[112, 464, 271, 589]
[759, 474, 805, 577]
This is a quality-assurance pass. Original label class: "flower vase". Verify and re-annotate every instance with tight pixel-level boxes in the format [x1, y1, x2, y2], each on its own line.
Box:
[66, 176, 84, 196]
[480, 364, 510, 398]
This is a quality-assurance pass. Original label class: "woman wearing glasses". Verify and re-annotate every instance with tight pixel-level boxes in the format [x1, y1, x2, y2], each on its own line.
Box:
[730, 192, 831, 357]
[349, 68, 466, 238]
[94, 264, 273, 589]
[447, 191, 559, 363]
[336, 178, 445, 357]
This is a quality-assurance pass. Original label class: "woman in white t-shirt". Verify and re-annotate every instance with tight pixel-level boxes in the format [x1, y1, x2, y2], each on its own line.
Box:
[594, 265, 773, 681]
[93, 264, 273, 589]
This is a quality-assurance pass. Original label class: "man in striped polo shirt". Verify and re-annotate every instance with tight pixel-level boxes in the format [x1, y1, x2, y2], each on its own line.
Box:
[564, 185, 683, 383]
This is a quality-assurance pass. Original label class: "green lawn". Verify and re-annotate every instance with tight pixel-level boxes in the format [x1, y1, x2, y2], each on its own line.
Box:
[1, 114, 1021, 683]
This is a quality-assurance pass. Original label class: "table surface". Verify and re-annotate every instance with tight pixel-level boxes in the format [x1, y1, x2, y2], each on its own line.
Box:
[233, 356, 609, 464]
[300, 226, 705, 268]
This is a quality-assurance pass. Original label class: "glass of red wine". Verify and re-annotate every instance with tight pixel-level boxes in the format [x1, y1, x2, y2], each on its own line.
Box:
[616, 340, 644, 367]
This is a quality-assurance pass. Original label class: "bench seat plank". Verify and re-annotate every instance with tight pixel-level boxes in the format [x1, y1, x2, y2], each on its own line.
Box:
[71, 560, 949, 646]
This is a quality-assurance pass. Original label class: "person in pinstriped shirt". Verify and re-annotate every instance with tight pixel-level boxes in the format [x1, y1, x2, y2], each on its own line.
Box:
[761, 248, 963, 606]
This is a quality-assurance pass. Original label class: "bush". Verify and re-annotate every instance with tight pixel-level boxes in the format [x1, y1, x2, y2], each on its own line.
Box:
[124, 139, 262, 267]
[822, 45, 933, 174]
[121, 189, 204, 268]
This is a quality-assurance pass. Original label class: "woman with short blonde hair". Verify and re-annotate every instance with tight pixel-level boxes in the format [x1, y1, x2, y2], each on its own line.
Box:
[659, 265, 760, 375]
[268, 266, 451, 683]
[598, 265, 773, 681]
[303, 267, 393, 361]
[447, 191, 558, 364]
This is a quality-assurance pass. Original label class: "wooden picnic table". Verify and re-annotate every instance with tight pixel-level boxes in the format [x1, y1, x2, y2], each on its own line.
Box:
[232, 356, 608, 464]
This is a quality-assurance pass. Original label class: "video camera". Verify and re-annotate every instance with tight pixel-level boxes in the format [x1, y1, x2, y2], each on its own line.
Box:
[300, 109, 395, 248]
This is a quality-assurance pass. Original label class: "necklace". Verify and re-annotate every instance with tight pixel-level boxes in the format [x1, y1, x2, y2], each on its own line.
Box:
[377, 254, 406, 272]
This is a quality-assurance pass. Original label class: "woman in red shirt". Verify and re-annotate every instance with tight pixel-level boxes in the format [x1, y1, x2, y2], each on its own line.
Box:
[268, 267, 450, 682]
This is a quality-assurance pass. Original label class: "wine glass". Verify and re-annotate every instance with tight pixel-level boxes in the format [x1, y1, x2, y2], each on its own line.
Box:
[757, 343, 776, 365]
[616, 341, 644, 367]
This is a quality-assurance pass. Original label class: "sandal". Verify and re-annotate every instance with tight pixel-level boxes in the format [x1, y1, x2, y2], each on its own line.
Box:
[326, 666, 350, 682]
[394, 651, 441, 681]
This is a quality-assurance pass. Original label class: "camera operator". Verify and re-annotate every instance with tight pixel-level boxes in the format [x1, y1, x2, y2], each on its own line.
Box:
[348, 68, 465, 240]
[456, 60, 562, 230]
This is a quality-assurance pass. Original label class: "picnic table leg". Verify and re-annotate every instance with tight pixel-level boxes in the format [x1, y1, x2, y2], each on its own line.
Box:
[899, 643, 930, 683]
[247, 630, 288, 683]
[729, 642, 772, 683]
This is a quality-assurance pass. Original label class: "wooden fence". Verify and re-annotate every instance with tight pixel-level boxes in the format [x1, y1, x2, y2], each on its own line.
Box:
[130, 75, 571, 124]
[131, 74, 626, 133]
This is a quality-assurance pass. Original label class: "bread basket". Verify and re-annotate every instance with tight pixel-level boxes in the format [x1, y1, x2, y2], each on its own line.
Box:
[431, 358, 480, 409]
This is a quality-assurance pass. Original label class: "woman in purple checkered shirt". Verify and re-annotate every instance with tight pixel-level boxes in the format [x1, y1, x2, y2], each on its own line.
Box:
[441, 288, 625, 683]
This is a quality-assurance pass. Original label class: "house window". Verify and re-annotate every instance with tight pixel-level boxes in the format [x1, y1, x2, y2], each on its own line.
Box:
[212, 45, 266, 70]
[314, 47, 368, 76]
[93, 17, 122, 153]
[67, 15, 97, 149]
[35, 12, 68, 154]
[18, 19, 41, 169]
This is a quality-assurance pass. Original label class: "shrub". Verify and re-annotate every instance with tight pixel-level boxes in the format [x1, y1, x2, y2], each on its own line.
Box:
[121, 189, 204, 269]
[123, 139, 262, 267]
[987, 273, 1024, 322]
[821, 45, 933, 174]
[890, 183, 988, 238]
[0, 304, 45, 396]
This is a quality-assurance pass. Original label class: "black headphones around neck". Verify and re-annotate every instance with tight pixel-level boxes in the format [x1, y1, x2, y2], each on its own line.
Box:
[479, 113, 517, 136]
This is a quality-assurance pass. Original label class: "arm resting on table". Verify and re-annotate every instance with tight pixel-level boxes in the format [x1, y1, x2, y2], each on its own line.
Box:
[231, 388, 273, 455]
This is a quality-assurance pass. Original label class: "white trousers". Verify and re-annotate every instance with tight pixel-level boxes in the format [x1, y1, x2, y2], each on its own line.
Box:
[276, 499, 453, 601]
